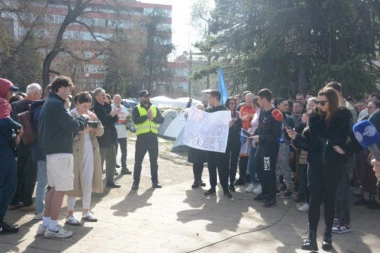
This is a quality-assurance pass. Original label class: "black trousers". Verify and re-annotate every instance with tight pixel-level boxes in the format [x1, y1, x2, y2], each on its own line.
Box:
[238, 157, 248, 180]
[255, 147, 278, 201]
[11, 151, 37, 207]
[308, 163, 343, 232]
[207, 151, 229, 191]
[100, 144, 117, 182]
[116, 138, 127, 169]
[193, 163, 204, 182]
[226, 137, 240, 185]
[133, 134, 158, 184]
[0, 148, 17, 222]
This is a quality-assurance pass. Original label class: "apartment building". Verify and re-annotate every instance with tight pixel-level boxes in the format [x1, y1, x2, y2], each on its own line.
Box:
[1, 0, 172, 91]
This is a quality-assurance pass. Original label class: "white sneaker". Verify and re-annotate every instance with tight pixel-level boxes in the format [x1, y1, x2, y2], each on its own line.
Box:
[253, 184, 262, 194]
[65, 215, 81, 226]
[44, 225, 73, 238]
[36, 224, 47, 235]
[33, 213, 43, 220]
[245, 183, 255, 193]
[82, 211, 98, 222]
[298, 203, 309, 212]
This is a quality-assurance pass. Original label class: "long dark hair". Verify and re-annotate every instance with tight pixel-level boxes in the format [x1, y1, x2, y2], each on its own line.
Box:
[318, 87, 339, 120]
[225, 97, 237, 117]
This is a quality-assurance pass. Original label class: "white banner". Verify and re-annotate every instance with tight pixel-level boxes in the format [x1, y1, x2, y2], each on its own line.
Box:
[183, 107, 231, 153]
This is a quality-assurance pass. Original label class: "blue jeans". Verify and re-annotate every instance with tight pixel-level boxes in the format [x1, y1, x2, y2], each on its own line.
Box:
[248, 147, 257, 183]
[35, 160, 47, 214]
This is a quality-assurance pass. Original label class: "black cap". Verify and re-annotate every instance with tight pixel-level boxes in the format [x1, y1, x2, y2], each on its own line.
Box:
[139, 90, 150, 97]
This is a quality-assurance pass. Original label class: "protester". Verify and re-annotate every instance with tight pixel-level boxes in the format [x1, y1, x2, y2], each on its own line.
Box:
[325, 82, 356, 235]
[186, 104, 207, 189]
[112, 94, 132, 175]
[203, 90, 232, 198]
[252, 89, 282, 207]
[225, 97, 242, 192]
[296, 97, 317, 212]
[246, 97, 261, 193]
[131, 90, 164, 190]
[9, 83, 42, 212]
[0, 78, 22, 234]
[31, 84, 52, 220]
[92, 88, 121, 188]
[275, 98, 295, 199]
[287, 87, 351, 251]
[235, 93, 256, 186]
[37, 76, 86, 238]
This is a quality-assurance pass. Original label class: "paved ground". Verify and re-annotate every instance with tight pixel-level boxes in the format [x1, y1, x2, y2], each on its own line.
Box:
[1, 137, 380, 253]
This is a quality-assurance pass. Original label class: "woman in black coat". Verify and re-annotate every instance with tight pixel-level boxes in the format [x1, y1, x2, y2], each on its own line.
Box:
[225, 97, 242, 192]
[287, 87, 352, 251]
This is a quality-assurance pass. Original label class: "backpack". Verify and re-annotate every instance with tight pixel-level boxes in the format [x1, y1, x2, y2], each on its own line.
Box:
[17, 104, 36, 145]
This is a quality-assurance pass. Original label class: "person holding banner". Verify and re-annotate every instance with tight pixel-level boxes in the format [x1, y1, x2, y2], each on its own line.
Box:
[204, 90, 232, 198]
[185, 104, 207, 189]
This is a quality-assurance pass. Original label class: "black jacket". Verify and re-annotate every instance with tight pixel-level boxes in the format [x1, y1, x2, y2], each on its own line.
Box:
[293, 108, 352, 165]
[228, 110, 242, 144]
[31, 100, 45, 161]
[255, 108, 282, 152]
[38, 92, 86, 155]
[92, 100, 118, 148]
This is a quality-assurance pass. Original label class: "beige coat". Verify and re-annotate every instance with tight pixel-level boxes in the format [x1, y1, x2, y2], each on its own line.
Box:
[66, 109, 104, 197]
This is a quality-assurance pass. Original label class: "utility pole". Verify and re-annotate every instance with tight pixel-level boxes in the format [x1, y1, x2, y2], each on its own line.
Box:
[188, 50, 192, 97]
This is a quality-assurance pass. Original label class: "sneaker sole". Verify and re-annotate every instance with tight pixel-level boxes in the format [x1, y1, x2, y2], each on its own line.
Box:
[44, 231, 73, 238]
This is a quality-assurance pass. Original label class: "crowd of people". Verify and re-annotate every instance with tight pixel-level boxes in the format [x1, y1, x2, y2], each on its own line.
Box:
[1, 76, 380, 251]
[187, 83, 380, 251]
[0, 76, 164, 238]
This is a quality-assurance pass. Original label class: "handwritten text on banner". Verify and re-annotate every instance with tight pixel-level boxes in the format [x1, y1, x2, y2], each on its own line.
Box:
[184, 108, 231, 153]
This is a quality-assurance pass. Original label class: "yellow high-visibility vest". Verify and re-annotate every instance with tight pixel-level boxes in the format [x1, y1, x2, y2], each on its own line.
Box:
[135, 105, 159, 135]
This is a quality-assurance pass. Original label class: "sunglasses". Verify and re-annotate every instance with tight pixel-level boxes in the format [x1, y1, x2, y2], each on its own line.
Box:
[316, 100, 328, 106]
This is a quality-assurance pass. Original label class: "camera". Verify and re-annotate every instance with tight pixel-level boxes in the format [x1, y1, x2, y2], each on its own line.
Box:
[86, 121, 99, 128]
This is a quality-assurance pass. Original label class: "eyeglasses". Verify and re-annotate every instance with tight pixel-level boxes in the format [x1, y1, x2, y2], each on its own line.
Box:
[316, 100, 329, 106]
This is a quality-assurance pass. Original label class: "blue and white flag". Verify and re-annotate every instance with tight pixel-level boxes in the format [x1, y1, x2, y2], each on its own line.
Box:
[218, 67, 228, 105]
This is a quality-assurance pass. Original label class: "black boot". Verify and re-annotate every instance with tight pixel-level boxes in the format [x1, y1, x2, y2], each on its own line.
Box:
[301, 230, 318, 251]
[322, 228, 333, 251]
[191, 180, 199, 188]
[192, 166, 200, 188]
[197, 166, 206, 186]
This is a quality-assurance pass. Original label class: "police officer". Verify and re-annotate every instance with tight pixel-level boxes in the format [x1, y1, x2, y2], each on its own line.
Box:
[131, 90, 164, 190]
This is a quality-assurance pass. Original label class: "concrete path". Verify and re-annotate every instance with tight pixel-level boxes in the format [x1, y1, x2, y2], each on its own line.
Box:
[1, 139, 379, 253]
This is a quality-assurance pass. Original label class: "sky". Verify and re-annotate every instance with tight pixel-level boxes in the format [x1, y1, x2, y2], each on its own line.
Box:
[140, 0, 214, 58]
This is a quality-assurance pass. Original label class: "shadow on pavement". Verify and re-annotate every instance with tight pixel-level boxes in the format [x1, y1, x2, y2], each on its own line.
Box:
[110, 188, 153, 217]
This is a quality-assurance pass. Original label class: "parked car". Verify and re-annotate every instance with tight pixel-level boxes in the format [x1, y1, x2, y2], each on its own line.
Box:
[121, 98, 137, 109]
